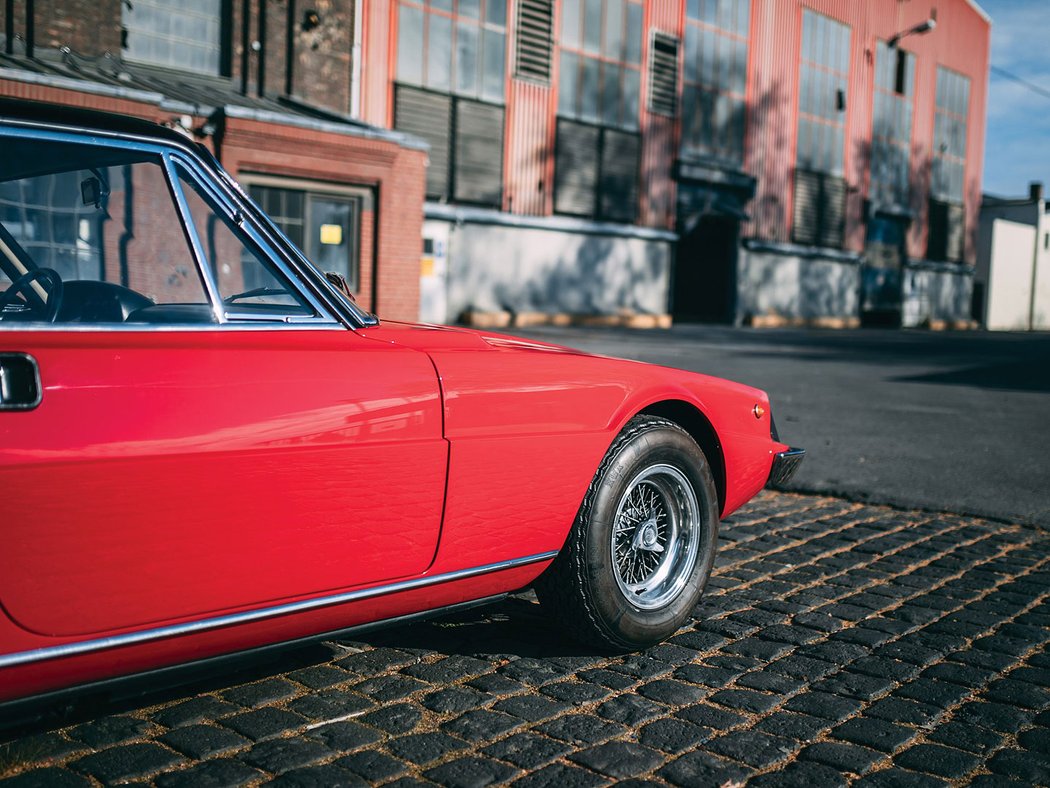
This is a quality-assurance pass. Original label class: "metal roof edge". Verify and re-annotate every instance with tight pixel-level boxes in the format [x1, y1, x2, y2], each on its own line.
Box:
[221, 104, 430, 152]
[0, 66, 166, 105]
[964, 0, 991, 25]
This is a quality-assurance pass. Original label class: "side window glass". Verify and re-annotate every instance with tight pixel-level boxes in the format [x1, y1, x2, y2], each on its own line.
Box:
[175, 166, 316, 319]
[0, 136, 212, 324]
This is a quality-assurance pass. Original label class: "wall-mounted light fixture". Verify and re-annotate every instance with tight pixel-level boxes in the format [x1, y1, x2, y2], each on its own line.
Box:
[887, 16, 936, 48]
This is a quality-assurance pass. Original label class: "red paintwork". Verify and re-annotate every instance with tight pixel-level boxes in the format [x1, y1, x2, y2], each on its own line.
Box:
[0, 319, 785, 703]
[1, 329, 447, 638]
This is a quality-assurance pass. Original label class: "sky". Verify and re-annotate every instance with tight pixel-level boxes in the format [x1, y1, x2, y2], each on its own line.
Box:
[978, 0, 1050, 197]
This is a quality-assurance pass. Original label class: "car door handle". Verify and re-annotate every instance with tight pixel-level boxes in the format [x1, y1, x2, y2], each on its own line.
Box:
[0, 353, 42, 410]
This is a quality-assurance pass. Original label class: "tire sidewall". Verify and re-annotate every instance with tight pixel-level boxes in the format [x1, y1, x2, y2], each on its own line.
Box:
[582, 425, 719, 647]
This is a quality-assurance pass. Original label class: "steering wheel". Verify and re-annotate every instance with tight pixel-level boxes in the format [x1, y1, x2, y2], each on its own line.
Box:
[0, 268, 64, 322]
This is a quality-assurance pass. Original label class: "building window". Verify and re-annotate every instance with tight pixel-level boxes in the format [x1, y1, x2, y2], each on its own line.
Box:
[680, 0, 749, 164]
[793, 9, 850, 248]
[554, 0, 642, 222]
[870, 42, 914, 210]
[928, 66, 969, 262]
[558, 0, 642, 130]
[247, 181, 365, 291]
[395, 0, 507, 206]
[122, 0, 224, 75]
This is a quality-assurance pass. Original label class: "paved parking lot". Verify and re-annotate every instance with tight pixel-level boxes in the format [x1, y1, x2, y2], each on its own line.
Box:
[2, 491, 1049, 787]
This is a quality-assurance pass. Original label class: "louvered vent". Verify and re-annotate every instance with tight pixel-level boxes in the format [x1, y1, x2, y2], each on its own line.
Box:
[395, 86, 452, 200]
[648, 32, 679, 117]
[792, 170, 846, 249]
[515, 0, 554, 83]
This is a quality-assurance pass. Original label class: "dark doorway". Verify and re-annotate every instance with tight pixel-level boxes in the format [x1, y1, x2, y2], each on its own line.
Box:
[860, 213, 908, 326]
[673, 214, 739, 323]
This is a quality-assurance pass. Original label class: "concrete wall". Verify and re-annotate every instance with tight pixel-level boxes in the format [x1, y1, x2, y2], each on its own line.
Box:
[436, 220, 673, 323]
[901, 266, 974, 328]
[737, 247, 860, 324]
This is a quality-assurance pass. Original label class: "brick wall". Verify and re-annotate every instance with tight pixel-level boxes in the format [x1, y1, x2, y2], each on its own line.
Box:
[219, 115, 425, 320]
[224, 0, 355, 114]
[3, 0, 122, 56]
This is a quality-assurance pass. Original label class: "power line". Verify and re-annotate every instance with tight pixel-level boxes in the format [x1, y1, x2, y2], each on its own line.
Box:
[990, 65, 1050, 101]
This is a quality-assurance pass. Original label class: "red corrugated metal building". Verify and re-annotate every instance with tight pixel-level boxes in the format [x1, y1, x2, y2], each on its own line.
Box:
[3, 0, 990, 326]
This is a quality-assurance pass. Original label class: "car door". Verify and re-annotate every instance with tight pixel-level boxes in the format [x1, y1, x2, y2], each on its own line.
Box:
[0, 132, 446, 638]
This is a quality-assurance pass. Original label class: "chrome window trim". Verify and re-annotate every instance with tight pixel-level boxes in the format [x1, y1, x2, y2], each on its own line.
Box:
[0, 122, 372, 329]
[0, 322, 349, 332]
[167, 153, 339, 326]
[0, 550, 559, 669]
[164, 154, 227, 324]
[200, 148, 381, 328]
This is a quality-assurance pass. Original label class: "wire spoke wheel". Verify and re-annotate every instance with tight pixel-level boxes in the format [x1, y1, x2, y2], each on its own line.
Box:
[534, 415, 718, 650]
[610, 463, 700, 610]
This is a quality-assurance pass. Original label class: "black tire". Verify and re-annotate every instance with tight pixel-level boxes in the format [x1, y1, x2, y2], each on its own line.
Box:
[535, 415, 719, 650]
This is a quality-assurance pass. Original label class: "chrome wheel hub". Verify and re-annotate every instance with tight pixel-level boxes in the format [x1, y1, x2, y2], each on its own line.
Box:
[611, 464, 701, 610]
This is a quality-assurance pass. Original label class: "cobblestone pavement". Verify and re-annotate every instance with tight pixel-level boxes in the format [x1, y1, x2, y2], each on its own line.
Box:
[2, 491, 1050, 787]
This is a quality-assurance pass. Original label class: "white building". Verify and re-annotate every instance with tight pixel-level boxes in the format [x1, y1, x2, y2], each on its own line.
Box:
[977, 184, 1050, 331]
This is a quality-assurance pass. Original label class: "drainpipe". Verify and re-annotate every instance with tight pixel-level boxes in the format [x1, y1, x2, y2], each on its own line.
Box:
[1029, 182, 1043, 331]
[24, 0, 33, 58]
[240, 0, 251, 95]
[284, 0, 295, 95]
[256, 0, 266, 96]
[5, 0, 13, 55]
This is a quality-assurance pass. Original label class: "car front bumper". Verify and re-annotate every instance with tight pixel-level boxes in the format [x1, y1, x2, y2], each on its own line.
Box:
[767, 447, 805, 487]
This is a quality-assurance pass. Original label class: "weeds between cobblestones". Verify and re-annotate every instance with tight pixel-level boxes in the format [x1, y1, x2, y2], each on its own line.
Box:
[1, 491, 1049, 786]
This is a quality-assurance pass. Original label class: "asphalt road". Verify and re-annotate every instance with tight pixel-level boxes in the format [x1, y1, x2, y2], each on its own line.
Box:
[512, 325, 1050, 528]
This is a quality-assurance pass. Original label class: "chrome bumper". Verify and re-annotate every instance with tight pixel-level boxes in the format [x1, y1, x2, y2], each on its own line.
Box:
[767, 447, 805, 487]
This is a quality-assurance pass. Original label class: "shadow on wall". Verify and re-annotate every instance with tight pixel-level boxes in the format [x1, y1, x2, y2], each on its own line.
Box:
[738, 251, 859, 321]
[447, 224, 672, 320]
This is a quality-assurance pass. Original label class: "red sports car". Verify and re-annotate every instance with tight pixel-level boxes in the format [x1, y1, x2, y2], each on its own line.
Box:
[0, 99, 803, 705]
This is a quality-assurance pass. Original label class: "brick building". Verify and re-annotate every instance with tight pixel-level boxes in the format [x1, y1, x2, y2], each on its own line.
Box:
[2, 0, 990, 327]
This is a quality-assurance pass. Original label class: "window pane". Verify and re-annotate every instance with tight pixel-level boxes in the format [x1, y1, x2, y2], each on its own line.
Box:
[430, 0, 453, 12]
[681, 85, 699, 152]
[485, 0, 506, 26]
[732, 38, 747, 94]
[580, 55, 600, 121]
[307, 196, 356, 287]
[123, 0, 221, 74]
[482, 29, 506, 101]
[684, 26, 699, 83]
[701, 0, 716, 25]
[736, 0, 750, 36]
[601, 62, 621, 125]
[561, 0, 581, 48]
[459, 0, 481, 19]
[398, 4, 424, 84]
[625, 3, 643, 63]
[603, 0, 624, 59]
[427, 14, 453, 90]
[559, 51, 579, 116]
[583, 0, 602, 54]
[456, 22, 479, 96]
[622, 67, 641, 130]
[178, 171, 314, 315]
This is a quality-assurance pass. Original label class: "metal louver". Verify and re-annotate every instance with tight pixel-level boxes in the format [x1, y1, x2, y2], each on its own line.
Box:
[515, 0, 554, 84]
[649, 32, 679, 117]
